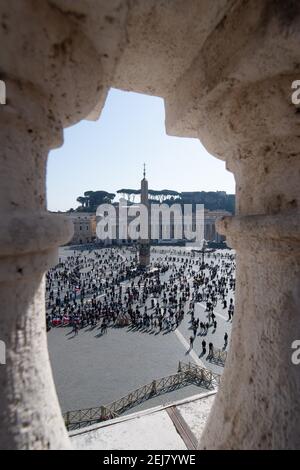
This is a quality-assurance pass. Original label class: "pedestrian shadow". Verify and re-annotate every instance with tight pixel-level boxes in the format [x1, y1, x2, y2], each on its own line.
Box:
[140, 328, 149, 334]
[139, 326, 149, 333]
[94, 332, 106, 338]
[67, 334, 77, 340]
[85, 325, 97, 332]
[126, 325, 136, 332]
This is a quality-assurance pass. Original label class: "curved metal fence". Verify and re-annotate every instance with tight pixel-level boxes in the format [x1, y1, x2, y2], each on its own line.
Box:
[63, 362, 220, 431]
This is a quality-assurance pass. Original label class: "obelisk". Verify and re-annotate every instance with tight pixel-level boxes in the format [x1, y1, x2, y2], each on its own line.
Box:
[139, 164, 150, 268]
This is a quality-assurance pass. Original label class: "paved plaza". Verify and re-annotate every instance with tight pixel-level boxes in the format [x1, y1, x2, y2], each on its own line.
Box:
[47, 246, 235, 414]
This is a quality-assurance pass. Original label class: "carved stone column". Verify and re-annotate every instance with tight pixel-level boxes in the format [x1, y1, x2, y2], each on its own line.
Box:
[163, 2, 300, 449]
[0, 80, 73, 449]
[198, 79, 300, 450]
[0, 2, 106, 449]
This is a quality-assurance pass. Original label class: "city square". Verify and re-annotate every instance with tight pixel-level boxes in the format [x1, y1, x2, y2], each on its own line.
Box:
[47, 245, 235, 417]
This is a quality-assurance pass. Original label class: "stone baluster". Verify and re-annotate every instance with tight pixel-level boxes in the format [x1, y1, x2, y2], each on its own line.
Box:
[0, 79, 73, 449]
[0, 1, 106, 448]
[162, 1, 300, 448]
[198, 78, 300, 449]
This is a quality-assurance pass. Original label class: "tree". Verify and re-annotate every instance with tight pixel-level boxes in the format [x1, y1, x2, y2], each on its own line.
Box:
[76, 196, 88, 209]
[76, 191, 115, 212]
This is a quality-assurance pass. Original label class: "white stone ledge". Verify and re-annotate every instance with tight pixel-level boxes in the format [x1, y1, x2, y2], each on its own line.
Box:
[69, 391, 216, 450]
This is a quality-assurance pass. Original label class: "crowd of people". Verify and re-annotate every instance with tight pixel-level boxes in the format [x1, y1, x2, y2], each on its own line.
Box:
[45, 245, 235, 358]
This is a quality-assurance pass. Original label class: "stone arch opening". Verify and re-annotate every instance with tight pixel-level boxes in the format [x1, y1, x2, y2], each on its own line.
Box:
[1, 0, 299, 450]
[45, 88, 235, 434]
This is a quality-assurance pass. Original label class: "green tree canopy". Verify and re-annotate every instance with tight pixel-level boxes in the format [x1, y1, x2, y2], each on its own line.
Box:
[76, 191, 115, 211]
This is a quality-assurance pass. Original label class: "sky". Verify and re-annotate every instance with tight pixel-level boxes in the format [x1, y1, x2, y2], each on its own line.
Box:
[47, 88, 235, 212]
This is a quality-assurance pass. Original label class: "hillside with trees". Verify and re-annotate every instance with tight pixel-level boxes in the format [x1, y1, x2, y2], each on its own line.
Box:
[71, 189, 235, 214]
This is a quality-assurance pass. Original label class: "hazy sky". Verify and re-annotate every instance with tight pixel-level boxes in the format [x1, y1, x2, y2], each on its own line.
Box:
[47, 88, 235, 212]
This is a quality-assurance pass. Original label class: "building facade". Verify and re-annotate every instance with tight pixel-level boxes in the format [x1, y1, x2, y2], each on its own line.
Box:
[66, 213, 96, 245]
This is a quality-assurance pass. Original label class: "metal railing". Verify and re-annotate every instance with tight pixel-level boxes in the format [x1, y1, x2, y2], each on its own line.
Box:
[178, 361, 221, 387]
[63, 362, 220, 431]
[207, 347, 227, 366]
